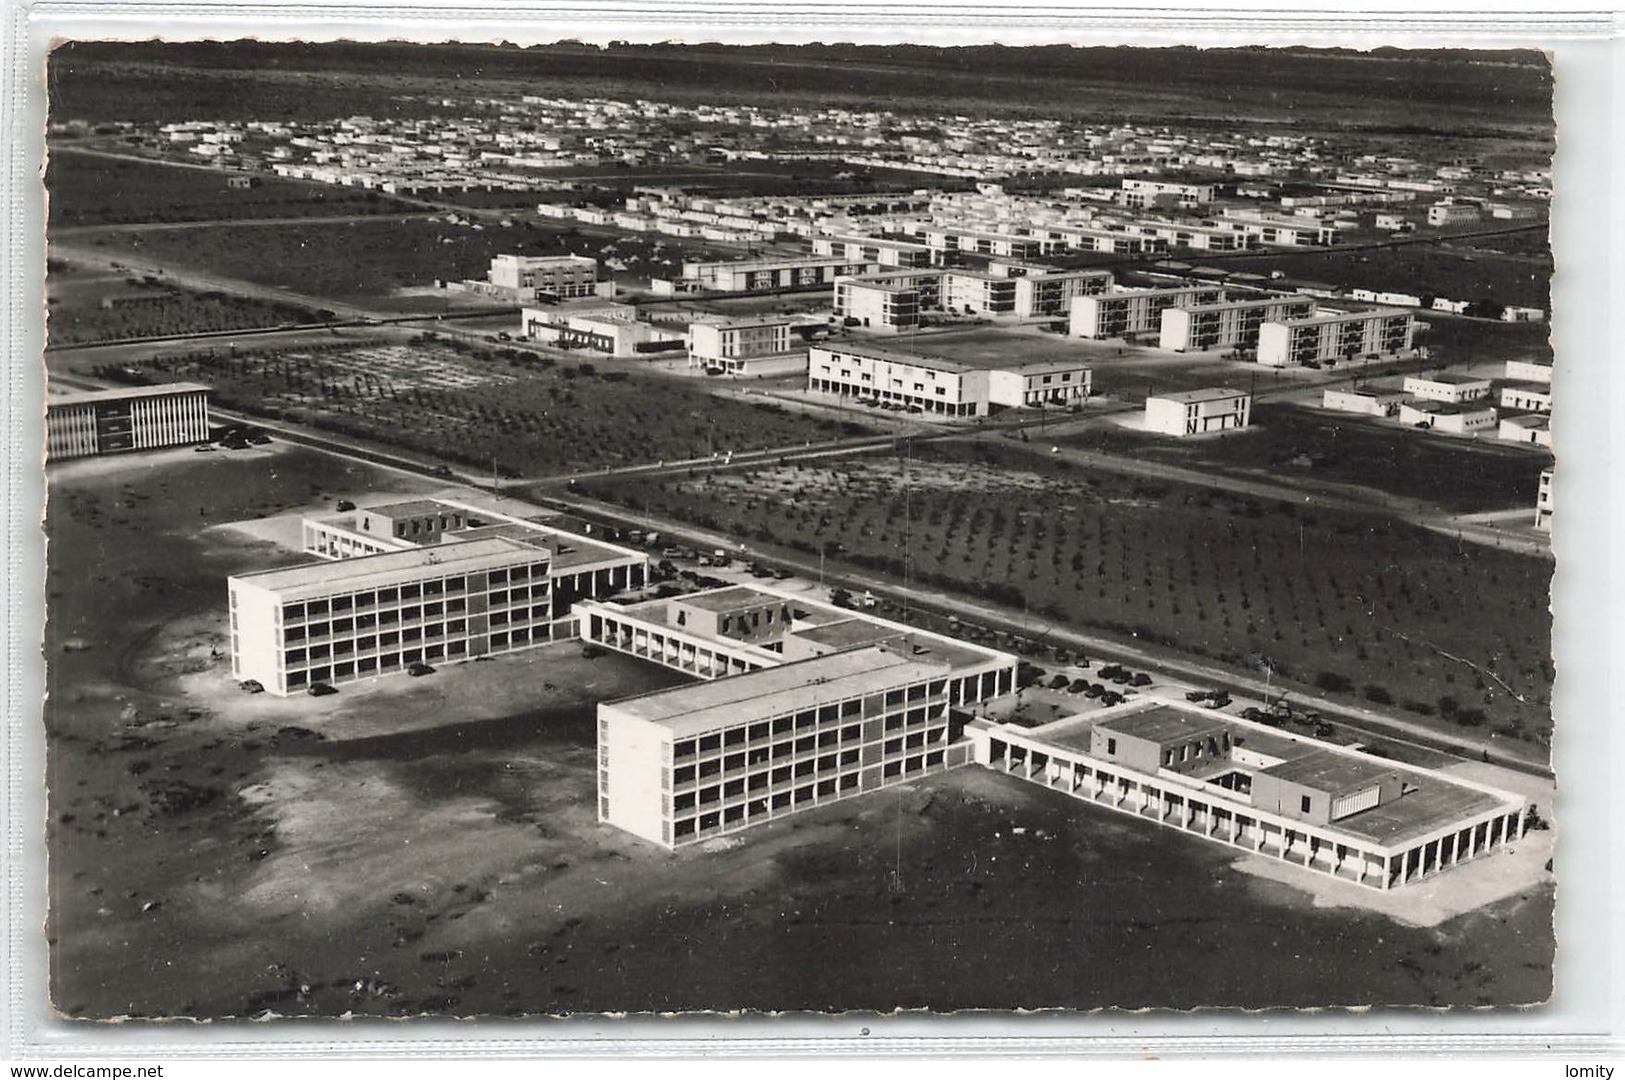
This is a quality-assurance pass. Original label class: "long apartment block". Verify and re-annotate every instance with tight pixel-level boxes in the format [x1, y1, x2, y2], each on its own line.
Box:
[1255, 308, 1417, 368]
[583, 584, 1018, 849]
[230, 498, 647, 695]
[1069, 286, 1225, 340]
[1158, 295, 1318, 352]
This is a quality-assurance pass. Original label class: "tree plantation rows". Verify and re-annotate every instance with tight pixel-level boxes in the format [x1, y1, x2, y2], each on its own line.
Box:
[591, 442, 1553, 742]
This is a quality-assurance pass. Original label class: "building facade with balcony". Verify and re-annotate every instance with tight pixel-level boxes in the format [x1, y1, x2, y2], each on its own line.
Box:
[1255, 309, 1417, 368]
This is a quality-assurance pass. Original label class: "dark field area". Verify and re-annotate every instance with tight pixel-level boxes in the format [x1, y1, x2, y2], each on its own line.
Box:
[43, 445, 1552, 1017]
[83, 217, 600, 302]
[1213, 235, 1552, 310]
[46, 149, 418, 227]
[93, 336, 875, 476]
[585, 440, 1553, 740]
[1058, 403, 1553, 514]
[46, 262, 324, 347]
[48, 42, 1553, 134]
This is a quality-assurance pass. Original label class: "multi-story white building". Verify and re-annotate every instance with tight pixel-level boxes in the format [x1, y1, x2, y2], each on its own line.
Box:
[487, 254, 600, 300]
[1214, 209, 1342, 247]
[941, 270, 1018, 315]
[687, 316, 810, 375]
[1256, 309, 1417, 368]
[585, 583, 1017, 849]
[233, 498, 649, 695]
[229, 536, 558, 696]
[1011, 269, 1116, 319]
[812, 233, 937, 268]
[1143, 387, 1253, 436]
[1070, 286, 1225, 340]
[808, 343, 1091, 417]
[683, 256, 875, 292]
[45, 382, 211, 461]
[1403, 373, 1492, 404]
[833, 277, 922, 333]
[1159, 296, 1317, 352]
[1535, 467, 1553, 530]
[1120, 178, 1217, 208]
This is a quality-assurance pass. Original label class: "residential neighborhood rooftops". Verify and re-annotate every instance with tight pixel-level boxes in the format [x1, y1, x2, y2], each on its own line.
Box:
[1150, 387, 1249, 404]
[48, 381, 212, 406]
[233, 536, 545, 601]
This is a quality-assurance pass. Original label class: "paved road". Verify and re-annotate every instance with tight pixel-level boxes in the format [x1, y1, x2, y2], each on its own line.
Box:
[527, 487, 1553, 778]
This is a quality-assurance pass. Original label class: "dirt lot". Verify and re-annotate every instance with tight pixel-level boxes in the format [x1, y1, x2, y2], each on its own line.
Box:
[88, 335, 874, 476]
[40, 440, 1552, 1016]
[586, 440, 1553, 742]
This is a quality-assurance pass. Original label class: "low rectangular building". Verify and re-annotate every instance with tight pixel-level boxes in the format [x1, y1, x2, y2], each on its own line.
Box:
[46, 382, 211, 461]
[1500, 383, 1553, 413]
[1070, 286, 1225, 340]
[1159, 295, 1317, 352]
[1498, 413, 1552, 448]
[809, 342, 982, 417]
[1144, 388, 1252, 436]
[1256, 309, 1417, 368]
[1505, 359, 1553, 384]
[1322, 386, 1406, 417]
[969, 700, 1529, 890]
[1403, 373, 1493, 404]
[1398, 399, 1498, 434]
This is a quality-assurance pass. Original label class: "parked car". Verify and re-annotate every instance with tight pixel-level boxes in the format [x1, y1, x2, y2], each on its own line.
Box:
[238, 679, 264, 694]
[336, 500, 356, 512]
[1131, 672, 1152, 687]
[1068, 679, 1089, 694]
[581, 644, 605, 660]
[407, 662, 435, 677]
[306, 682, 337, 697]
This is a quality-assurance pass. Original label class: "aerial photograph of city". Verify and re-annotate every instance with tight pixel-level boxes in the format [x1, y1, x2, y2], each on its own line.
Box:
[37, 39, 1558, 1018]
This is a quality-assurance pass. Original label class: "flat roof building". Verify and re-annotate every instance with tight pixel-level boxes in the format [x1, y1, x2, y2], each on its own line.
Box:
[833, 276, 922, 333]
[808, 343, 1091, 417]
[1403, 372, 1493, 404]
[1070, 286, 1226, 340]
[1323, 386, 1405, 418]
[1397, 398, 1498, 434]
[1498, 413, 1552, 448]
[1159, 295, 1318, 353]
[1499, 383, 1553, 414]
[688, 316, 810, 376]
[1256, 309, 1416, 368]
[588, 583, 1018, 848]
[968, 699, 1529, 890]
[233, 498, 649, 695]
[1144, 387, 1252, 437]
[46, 382, 211, 462]
[488, 254, 600, 300]
[682, 256, 876, 293]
